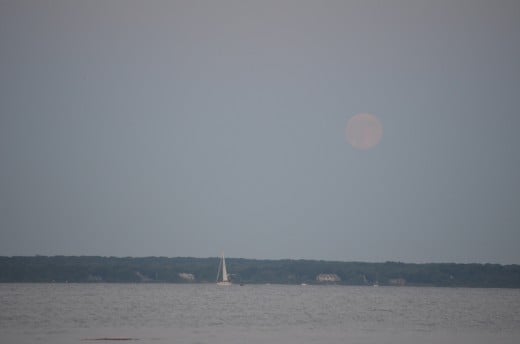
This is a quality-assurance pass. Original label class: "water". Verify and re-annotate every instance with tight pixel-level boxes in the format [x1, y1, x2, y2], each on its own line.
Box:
[1, 284, 519, 343]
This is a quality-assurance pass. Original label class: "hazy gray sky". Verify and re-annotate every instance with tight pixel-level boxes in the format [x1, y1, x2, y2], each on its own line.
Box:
[1, 0, 519, 263]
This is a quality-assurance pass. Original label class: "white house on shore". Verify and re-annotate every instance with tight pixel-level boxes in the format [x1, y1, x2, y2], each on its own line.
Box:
[316, 273, 341, 283]
[178, 273, 195, 282]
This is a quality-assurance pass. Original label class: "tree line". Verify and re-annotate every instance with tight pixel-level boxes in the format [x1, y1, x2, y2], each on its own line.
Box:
[1, 256, 519, 288]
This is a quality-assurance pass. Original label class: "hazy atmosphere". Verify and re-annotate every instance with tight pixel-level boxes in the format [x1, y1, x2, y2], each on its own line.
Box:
[1, 0, 519, 264]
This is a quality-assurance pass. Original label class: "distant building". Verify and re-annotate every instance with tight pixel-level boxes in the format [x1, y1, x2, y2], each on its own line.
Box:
[86, 274, 103, 282]
[178, 273, 195, 282]
[135, 271, 153, 282]
[388, 278, 406, 286]
[316, 273, 341, 283]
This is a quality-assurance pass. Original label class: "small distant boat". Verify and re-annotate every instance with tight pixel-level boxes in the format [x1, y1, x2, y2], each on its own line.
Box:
[216, 252, 232, 286]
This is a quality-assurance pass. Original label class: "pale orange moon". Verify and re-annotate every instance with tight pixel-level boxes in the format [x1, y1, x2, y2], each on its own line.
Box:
[346, 113, 383, 150]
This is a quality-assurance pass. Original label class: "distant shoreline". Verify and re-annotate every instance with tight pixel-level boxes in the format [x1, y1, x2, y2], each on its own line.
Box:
[1, 256, 519, 288]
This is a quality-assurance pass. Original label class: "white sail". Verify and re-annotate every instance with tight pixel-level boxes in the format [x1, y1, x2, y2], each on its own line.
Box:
[217, 252, 231, 286]
[222, 254, 228, 282]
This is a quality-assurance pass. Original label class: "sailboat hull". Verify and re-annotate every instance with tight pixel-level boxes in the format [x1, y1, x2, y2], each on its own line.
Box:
[217, 281, 232, 286]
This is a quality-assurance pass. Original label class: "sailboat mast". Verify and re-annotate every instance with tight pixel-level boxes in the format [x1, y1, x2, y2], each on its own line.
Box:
[216, 256, 222, 282]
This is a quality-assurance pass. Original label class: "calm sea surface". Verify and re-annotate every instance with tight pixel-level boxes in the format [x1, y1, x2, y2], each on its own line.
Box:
[1, 284, 519, 344]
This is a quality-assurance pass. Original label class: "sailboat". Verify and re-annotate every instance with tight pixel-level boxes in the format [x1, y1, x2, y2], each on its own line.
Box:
[216, 252, 232, 286]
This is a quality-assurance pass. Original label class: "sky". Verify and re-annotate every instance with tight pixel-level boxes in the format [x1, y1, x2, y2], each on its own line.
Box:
[1, 0, 519, 264]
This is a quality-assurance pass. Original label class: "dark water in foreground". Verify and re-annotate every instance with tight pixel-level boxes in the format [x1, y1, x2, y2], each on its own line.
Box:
[1, 284, 519, 344]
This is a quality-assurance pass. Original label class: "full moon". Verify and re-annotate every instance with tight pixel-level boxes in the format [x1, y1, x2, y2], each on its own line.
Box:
[346, 113, 383, 150]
